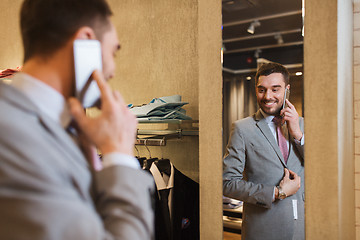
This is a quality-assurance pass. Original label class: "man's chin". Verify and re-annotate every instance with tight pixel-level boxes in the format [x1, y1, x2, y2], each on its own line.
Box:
[260, 106, 281, 116]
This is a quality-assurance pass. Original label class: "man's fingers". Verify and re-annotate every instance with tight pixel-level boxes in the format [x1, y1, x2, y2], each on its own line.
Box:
[284, 168, 290, 178]
[68, 97, 88, 128]
[113, 90, 121, 101]
[288, 169, 297, 179]
[285, 99, 296, 110]
[113, 90, 126, 106]
[92, 70, 113, 104]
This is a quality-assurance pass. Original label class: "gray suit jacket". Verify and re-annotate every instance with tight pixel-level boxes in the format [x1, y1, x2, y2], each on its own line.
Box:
[0, 81, 155, 240]
[223, 110, 305, 240]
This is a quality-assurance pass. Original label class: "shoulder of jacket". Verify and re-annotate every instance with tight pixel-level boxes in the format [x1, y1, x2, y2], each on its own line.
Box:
[234, 115, 256, 126]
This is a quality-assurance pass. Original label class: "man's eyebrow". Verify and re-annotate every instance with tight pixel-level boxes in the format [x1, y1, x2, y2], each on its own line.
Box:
[256, 85, 282, 88]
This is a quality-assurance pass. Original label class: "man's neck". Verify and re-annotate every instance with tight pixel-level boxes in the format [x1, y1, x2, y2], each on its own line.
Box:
[21, 46, 74, 99]
[259, 108, 280, 118]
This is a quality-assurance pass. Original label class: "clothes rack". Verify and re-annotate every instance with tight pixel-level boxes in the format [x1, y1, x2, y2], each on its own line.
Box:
[136, 120, 199, 146]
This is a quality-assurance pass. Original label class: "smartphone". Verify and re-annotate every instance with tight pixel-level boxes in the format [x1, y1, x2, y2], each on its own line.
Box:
[282, 88, 290, 110]
[73, 39, 102, 108]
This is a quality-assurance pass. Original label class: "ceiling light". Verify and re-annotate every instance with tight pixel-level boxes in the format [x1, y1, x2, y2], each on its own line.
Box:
[295, 72, 303, 76]
[274, 33, 284, 44]
[247, 20, 261, 34]
[246, 76, 252, 80]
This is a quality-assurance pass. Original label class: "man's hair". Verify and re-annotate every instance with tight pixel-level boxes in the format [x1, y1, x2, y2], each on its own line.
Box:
[255, 62, 290, 86]
[20, 0, 113, 62]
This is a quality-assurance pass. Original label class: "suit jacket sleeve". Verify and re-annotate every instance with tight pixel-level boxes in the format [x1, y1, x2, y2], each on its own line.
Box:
[223, 122, 274, 209]
[293, 117, 305, 160]
[93, 165, 155, 240]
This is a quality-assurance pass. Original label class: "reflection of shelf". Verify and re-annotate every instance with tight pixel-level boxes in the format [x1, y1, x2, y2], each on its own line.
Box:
[137, 129, 199, 136]
[223, 215, 242, 234]
[136, 120, 199, 146]
[223, 206, 242, 219]
[223, 205, 242, 234]
[137, 119, 199, 124]
[223, 216, 242, 230]
[223, 206, 243, 213]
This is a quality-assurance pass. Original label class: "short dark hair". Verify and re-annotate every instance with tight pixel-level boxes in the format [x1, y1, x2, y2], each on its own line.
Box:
[255, 62, 290, 86]
[20, 0, 113, 62]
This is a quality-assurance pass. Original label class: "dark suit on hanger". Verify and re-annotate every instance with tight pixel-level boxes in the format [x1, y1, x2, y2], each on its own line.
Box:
[151, 165, 199, 240]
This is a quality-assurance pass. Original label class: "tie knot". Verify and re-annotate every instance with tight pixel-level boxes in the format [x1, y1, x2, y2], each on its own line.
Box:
[272, 116, 282, 125]
[159, 189, 170, 200]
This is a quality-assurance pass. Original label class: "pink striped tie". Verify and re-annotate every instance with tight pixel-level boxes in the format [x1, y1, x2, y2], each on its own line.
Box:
[273, 116, 289, 163]
[89, 145, 103, 171]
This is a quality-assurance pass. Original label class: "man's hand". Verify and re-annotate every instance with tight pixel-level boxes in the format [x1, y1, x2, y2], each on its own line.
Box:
[280, 99, 302, 141]
[68, 70, 137, 156]
[278, 168, 301, 198]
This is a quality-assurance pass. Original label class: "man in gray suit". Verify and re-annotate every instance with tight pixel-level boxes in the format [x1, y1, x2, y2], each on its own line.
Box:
[223, 62, 304, 240]
[0, 0, 154, 239]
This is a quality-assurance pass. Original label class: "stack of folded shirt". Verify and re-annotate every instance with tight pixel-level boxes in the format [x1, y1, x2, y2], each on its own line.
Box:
[0, 67, 22, 79]
[130, 95, 192, 121]
[223, 196, 243, 210]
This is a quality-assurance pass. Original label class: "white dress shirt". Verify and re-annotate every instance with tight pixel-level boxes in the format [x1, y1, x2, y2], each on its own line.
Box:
[11, 72, 139, 170]
[259, 109, 304, 146]
[150, 162, 174, 218]
[259, 109, 304, 200]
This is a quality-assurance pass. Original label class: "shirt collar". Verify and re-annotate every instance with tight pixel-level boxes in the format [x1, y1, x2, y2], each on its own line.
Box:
[10, 72, 72, 128]
[150, 162, 174, 190]
[259, 108, 276, 124]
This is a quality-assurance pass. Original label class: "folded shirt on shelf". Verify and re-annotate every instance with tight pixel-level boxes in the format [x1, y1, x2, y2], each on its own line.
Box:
[129, 95, 192, 121]
[223, 196, 243, 210]
[0, 67, 21, 79]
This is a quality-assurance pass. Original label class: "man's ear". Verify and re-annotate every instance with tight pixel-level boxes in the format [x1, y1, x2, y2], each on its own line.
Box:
[286, 84, 290, 90]
[74, 26, 96, 40]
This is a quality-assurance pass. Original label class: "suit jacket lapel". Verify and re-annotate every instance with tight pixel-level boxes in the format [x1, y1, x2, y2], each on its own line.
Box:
[287, 134, 298, 165]
[0, 82, 90, 198]
[0, 82, 86, 164]
[38, 113, 88, 167]
[254, 110, 287, 167]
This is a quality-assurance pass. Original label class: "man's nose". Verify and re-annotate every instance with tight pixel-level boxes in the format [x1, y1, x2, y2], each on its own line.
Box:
[264, 90, 272, 99]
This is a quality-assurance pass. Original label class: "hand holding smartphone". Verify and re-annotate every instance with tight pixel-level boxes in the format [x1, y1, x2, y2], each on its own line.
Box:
[73, 39, 102, 108]
[282, 88, 290, 110]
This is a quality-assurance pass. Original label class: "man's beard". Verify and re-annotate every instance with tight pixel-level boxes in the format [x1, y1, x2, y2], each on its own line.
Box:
[259, 102, 282, 116]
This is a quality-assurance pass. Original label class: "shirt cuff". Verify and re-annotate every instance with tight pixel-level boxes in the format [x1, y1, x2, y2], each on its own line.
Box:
[294, 134, 305, 146]
[101, 152, 140, 170]
[273, 186, 276, 201]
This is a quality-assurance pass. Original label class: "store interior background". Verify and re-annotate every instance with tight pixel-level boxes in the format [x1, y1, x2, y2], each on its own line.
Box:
[1, 0, 359, 239]
[222, 0, 304, 153]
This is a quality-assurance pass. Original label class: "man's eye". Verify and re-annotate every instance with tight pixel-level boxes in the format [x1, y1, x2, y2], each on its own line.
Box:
[258, 89, 264, 93]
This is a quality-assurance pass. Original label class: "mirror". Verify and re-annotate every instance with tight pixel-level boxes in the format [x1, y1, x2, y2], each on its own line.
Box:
[221, 0, 304, 239]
